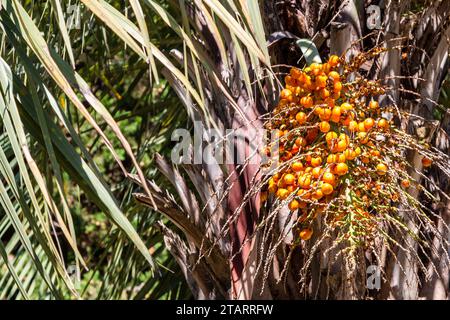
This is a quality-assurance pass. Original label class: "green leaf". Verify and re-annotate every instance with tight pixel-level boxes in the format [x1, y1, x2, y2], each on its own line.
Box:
[296, 39, 322, 65]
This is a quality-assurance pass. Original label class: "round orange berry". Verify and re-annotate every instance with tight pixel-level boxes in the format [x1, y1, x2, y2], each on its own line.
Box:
[319, 121, 331, 133]
[321, 183, 334, 195]
[376, 163, 387, 175]
[300, 228, 313, 240]
[422, 157, 432, 167]
[335, 163, 349, 176]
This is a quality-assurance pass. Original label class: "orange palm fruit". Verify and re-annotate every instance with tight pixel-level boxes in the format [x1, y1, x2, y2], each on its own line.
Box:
[401, 179, 410, 188]
[321, 183, 334, 195]
[292, 162, 304, 172]
[358, 122, 367, 132]
[369, 100, 379, 110]
[331, 106, 342, 117]
[328, 71, 340, 81]
[311, 156, 322, 167]
[320, 88, 330, 99]
[298, 175, 311, 189]
[312, 189, 324, 200]
[283, 173, 296, 185]
[320, 108, 332, 121]
[335, 163, 349, 176]
[312, 167, 322, 179]
[333, 81, 342, 92]
[336, 140, 347, 152]
[319, 121, 331, 133]
[422, 157, 432, 167]
[348, 120, 358, 132]
[296, 111, 307, 124]
[290, 68, 302, 79]
[276, 188, 290, 200]
[295, 137, 307, 147]
[288, 199, 300, 211]
[315, 106, 324, 116]
[326, 131, 338, 144]
[329, 55, 340, 67]
[300, 96, 313, 108]
[376, 163, 387, 175]
[280, 88, 292, 100]
[358, 132, 369, 144]
[327, 154, 337, 163]
[344, 149, 356, 160]
[316, 75, 328, 88]
[325, 97, 335, 108]
[337, 153, 346, 163]
[364, 118, 375, 130]
[299, 228, 313, 240]
[322, 172, 335, 184]
[377, 118, 389, 130]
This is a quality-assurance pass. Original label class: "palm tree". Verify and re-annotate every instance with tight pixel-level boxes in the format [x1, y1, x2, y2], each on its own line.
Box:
[0, 0, 449, 300]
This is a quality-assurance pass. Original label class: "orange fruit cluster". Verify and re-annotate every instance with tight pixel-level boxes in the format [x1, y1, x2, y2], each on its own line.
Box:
[264, 55, 411, 242]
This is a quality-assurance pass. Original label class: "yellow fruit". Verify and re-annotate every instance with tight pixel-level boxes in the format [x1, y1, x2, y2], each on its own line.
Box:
[336, 140, 348, 152]
[337, 153, 346, 163]
[329, 55, 340, 67]
[377, 118, 389, 130]
[331, 106, 341, 117]
[311, 157, 322, 167]
[288, 199, 300, 211]
[328, 71, 340, 81]
[376, 163, 387, 175]
[319, 121, 331, 133]
[276, 188, 290, 200]
[364, 118, 375, 130]
[280, 88, 292, 100]
[299, 228, 313, 240]
[312, 189, 324, 200]
[283, 173, 296, 185]
[335, 163, 349, 176]
[369, 100, 379, 110]
[348, 120, 358, 132]
[322, 172, 335, 184]
[312, 167, 322, 179]
[326, 131, 338, 143]
[358, 122, 367, 132]
[292, 162, 304, 172]
[298, 175, 311, 189]
[321, 183, 334, 195]
[344, 149, 356, 160]
[358, 132, 369, 144]
[300, 96, 313, 108]
[327, 154, 337, 163]
[341, 102, 353, 111]
[333, 81, 342, 92]
[296, 112, 307, 124]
